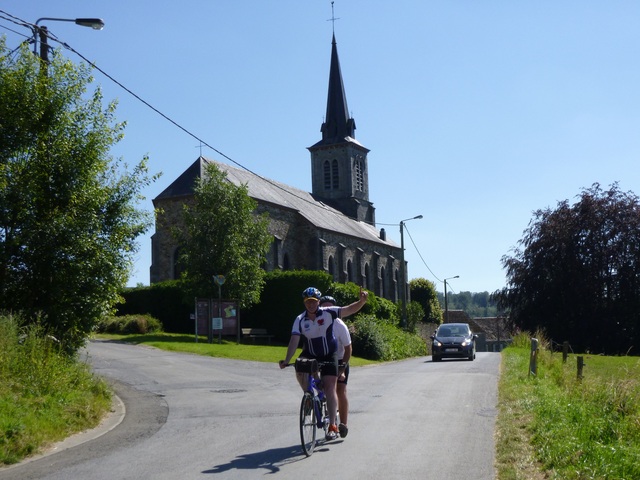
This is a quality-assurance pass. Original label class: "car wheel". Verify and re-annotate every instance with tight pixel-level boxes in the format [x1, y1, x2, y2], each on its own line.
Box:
[432, 355, 441, 362]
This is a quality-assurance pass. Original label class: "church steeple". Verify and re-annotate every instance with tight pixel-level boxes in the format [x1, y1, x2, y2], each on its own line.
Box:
[308, 32, 375, 225]
[320, 33, 356, 144]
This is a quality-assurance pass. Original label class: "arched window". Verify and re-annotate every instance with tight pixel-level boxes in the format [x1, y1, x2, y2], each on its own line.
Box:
[354, 157, 364, 192]
[323, 160, 331, 190]
[332, 159, 339, 189]
[346, 259, 353, 283]
[283, 253, 290, 270]
[364, 263, 371, 290]
[379, 266, 386, 298]
[328, 255, 336, 279]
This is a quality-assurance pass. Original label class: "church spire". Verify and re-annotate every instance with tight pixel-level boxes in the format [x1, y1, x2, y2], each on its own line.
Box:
[319, 33, 356, 144]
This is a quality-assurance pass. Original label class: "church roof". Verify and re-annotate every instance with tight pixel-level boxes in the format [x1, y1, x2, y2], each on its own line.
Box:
[154, 156, 397, 248]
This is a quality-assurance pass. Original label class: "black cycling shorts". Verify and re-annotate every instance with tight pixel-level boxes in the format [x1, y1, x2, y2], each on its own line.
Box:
[300, 351, 339, 377]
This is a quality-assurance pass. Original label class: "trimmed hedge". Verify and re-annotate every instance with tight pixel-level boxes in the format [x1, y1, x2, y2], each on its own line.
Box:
[116, 281, 192, 333]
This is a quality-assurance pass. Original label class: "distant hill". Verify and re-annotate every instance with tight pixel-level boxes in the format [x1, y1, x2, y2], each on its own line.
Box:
[436, 291, 499, 318]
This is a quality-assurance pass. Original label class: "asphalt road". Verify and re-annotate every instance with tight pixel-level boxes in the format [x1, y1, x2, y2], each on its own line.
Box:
[0, 340, 500, 480]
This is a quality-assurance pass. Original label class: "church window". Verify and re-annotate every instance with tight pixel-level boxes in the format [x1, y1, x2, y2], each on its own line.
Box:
[283, 253, 290, 270]
[346, 259, 352, 283]
[364, 263, 371, 290]
[354, 157, 364, 192]
[323, 161, 331, 190]
[332, 159, 339, 189]
[328, 255, 336, 279]
[379, 266, 386, 298]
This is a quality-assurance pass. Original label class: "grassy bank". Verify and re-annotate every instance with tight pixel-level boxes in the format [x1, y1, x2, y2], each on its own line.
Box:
[495, 333, 640, 479]
[0, 316, 112, 465]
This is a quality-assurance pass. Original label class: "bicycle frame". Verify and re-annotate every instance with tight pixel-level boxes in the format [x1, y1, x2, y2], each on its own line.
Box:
[287, 360, 337, 456]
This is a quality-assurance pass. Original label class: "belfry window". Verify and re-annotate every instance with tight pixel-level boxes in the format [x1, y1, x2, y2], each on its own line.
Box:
[324, 161, 331, 190]
[354, 157, 364, 192]
[332, 159, 339, 189]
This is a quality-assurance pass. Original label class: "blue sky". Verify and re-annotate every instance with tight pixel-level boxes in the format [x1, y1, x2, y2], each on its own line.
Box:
[2, 1, 640, 295]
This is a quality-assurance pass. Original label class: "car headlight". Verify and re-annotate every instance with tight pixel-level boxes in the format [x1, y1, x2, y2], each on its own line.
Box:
[461, 340, 470, 346]
[433, 340, 442, 347]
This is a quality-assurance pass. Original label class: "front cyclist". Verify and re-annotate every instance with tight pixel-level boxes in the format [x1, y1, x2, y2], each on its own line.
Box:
[280, 286, 368, 440]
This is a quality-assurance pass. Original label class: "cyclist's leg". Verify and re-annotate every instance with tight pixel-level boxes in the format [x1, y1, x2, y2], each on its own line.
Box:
[337, 363, 349, 425]
[294, 354, 313, 392]
[319, 353, 339, 427]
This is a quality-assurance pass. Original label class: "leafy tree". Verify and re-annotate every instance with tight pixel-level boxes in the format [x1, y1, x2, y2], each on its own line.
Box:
[0, 41, 156, 354]
[497, 183, 640, 354]
[177, 163, 272, 308]
[409, 278, 443, 324]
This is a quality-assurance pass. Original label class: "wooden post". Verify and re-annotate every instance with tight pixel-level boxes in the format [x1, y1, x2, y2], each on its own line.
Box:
[529, 338, 539, 377]
[577, 356, 584, 380]
[562, 341, 569, 363]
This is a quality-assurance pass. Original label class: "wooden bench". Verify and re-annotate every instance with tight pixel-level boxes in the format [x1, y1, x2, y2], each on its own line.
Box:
[241, 328, 275, 345]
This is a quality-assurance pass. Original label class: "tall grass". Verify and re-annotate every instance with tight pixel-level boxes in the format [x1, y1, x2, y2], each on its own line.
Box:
[0, 315, 112, 465]
[496, 331, 640, 479]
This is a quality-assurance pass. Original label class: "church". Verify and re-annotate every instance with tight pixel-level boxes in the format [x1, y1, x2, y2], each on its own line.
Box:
[149, 33, 407, 302]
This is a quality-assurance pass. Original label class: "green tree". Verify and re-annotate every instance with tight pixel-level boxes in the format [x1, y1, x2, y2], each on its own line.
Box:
[409, 278, 443, 324]
[0, 41, 156, 354]
[177, 163, 272, 308]
[497, 183, 640, 354]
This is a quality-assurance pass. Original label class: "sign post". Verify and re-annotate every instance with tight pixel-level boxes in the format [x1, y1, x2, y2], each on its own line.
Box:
[213, 275, 225, 344]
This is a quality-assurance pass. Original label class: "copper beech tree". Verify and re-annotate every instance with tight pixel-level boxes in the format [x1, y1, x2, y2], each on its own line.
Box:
[497, 183, 640, 354]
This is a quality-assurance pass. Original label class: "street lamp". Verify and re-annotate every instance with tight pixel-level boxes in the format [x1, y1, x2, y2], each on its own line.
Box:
[443, 275, 459, 324]
[33, 17, 105, 61]
[399, 214, 423, 328]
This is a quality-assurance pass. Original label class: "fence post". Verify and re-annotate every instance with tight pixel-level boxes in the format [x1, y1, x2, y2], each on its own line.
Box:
[562, 341, 569, 363]
[529, 338, 539, 377]
[577, 356, 584, 380]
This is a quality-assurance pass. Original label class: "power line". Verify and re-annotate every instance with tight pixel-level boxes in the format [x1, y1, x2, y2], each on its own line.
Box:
[402, 223, 443, 285]
[0, 9, 359, 225]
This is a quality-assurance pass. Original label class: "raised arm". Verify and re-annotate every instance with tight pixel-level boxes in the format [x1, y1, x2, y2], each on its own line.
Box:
[340, 287, 368, 318]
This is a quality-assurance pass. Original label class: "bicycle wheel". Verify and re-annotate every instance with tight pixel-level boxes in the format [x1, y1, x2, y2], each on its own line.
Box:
[299, 392, 316, 456]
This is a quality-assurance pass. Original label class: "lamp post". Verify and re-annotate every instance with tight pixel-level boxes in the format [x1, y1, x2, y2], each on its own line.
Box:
[399, 214, 423, 328]
[33, 17, 105, 62]
[443, 275, 459, 324]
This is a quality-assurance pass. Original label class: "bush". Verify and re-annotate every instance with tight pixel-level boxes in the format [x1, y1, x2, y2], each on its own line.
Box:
[350, 314, 427, 361]
[96, 314, 163, 334]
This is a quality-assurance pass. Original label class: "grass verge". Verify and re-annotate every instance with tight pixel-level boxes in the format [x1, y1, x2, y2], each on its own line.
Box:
[0, 316, 112, 465]
[495, 333, 640, 479]
[94, 333, 377, 366]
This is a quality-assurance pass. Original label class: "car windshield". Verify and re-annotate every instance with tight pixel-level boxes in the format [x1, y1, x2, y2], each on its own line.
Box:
[438, 325, 469, 337]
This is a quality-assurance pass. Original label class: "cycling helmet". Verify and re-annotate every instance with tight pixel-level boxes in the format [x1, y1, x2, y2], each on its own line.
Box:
[320, 295, 337, 306]
[302, 287, 322, 300]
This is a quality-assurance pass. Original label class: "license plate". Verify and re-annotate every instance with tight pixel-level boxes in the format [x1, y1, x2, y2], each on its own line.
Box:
[445, 348, 458, 352]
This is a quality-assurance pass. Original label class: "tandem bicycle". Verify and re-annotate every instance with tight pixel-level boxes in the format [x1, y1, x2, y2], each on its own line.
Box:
[285, 358, 341, 456]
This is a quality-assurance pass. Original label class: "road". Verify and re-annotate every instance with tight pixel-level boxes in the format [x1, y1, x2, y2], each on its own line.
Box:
[1, 340, 500, 480]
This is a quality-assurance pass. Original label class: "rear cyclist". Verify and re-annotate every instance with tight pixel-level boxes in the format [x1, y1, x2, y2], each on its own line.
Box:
[279, 286, 368, 440]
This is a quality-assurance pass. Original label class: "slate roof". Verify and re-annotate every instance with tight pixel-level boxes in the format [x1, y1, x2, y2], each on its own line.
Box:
[154, 156, 398, 248]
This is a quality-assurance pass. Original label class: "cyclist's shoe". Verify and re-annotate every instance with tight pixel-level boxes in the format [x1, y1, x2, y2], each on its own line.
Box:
[325, 424, 339, 441]
[338, 423, 348, 438]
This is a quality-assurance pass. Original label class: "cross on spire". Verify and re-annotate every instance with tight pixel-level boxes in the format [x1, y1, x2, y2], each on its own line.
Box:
[327, 1, 340, 34]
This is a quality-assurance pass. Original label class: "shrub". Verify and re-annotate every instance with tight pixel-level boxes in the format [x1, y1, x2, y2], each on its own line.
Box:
[96, 314, 163, 334]
[350, 314, 427, 361]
